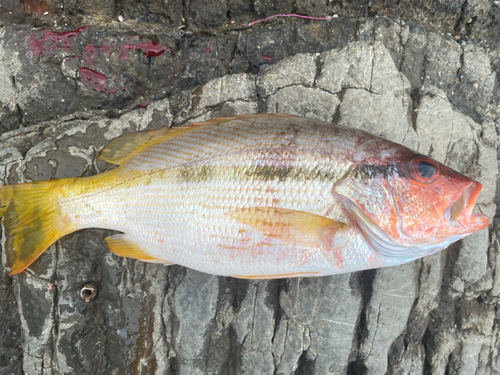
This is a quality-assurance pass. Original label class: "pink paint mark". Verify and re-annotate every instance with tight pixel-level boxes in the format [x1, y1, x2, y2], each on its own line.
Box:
[28, 25, 89, 57]
[137, 100, 154, 108]
[120, 41, 170, 61]
[82, 42, 113, 64]
[245, 14, 332, 27]
[82, 44, 99, 64]
[262, 54, 272, 61]
[79, 67, 115, 94]
[204, 47, 210, 53]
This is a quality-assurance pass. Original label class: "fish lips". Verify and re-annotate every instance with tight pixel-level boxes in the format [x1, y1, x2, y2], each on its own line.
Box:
[445, 181, 489, 232]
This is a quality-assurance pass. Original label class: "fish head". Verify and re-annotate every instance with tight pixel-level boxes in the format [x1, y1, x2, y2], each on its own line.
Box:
[334, 145, 489, 259]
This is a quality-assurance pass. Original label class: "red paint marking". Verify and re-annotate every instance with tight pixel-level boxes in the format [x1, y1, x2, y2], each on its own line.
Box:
[28, 26, 89, 57]
[79, 67, 116, 94]
[262, 54, 272, 61]
[120, 41, 170, 61]
[204, 47, 210, 53]
[82, 44, 98, 63]
[82, 42, 113, 64]
[137, 100, 154, 108]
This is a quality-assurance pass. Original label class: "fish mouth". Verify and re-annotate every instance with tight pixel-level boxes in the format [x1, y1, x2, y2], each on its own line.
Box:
[445, 182, 489, 231]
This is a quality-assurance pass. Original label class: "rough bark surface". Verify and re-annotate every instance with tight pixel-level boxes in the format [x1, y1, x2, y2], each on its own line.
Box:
[0, 1, 499, 374]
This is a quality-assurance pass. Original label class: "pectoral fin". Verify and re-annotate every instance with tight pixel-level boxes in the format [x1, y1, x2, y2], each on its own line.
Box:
[229, 207, 347, 248]
[105, 234, 173, 264]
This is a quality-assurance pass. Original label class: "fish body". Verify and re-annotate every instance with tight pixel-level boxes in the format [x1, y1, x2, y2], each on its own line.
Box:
[0, 114, 489, 278]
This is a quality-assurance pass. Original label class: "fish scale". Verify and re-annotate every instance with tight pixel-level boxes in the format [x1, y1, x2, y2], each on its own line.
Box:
[0, 114, 489, 277]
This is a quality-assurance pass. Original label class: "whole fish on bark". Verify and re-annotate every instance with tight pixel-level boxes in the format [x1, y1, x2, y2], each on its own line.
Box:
[0, 114, 489, 278]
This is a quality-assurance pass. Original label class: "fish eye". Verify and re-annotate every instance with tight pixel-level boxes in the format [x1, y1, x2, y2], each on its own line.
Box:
[409, 156, 439, 183]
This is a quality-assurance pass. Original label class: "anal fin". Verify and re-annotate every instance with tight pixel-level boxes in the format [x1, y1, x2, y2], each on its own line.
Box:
[105, 234, 174, 264]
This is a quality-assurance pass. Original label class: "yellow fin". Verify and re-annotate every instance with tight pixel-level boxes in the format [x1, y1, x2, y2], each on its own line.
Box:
[105, 234, 173, 264]
[0, 179, 74, 275]
[229, 207, 347, 248]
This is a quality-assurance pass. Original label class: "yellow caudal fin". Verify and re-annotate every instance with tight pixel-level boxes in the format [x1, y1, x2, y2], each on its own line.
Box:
[0, 179, 74, 275]
[229, 207, 348, 248]
[105, 234, 174, 264]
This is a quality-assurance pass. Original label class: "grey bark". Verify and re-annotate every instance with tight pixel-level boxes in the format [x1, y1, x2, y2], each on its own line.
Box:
[0, 1, 499, 374]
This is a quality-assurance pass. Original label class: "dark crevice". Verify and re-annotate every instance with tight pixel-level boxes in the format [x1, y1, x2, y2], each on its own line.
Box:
[346, 269, 376, 375]
[456, 48, 465, 85]
[224, 324, 239, 375]
[444, 351, 454, 375]
[164, 268, 186, 375]
[312, 53, 323, 88]
[49, 242, 61, 371]
[422, 324, 433, 374]
[229, 278, 249, 311]
[270, 278, 287, 345]
[331, 88, 347, 124]
[256, 85, 267, 113]
[347, 359, 368, 375]
[453, 1, 473, 38]
[409, 87, 425, 132]
[224, 278, 250, 374]
[356, 269, 377, 347]
[294, 350, 315, 375]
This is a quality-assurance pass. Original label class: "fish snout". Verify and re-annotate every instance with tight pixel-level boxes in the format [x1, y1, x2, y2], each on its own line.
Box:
[446, 181, 489, 230]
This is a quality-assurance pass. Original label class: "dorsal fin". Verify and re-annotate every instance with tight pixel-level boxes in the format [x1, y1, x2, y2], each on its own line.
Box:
[98, 125, 212, 166]
[99, 128, 178, 165]
[98, 114, 293, 166]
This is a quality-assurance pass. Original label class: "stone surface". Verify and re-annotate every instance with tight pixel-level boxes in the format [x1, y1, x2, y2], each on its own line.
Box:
[0, 2, 499, 374]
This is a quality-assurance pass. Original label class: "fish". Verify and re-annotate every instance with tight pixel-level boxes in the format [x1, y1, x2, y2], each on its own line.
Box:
[0, 113, 489, 278]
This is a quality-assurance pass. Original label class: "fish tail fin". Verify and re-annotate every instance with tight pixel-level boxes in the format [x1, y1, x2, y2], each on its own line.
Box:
[0, 179, 75, 275]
